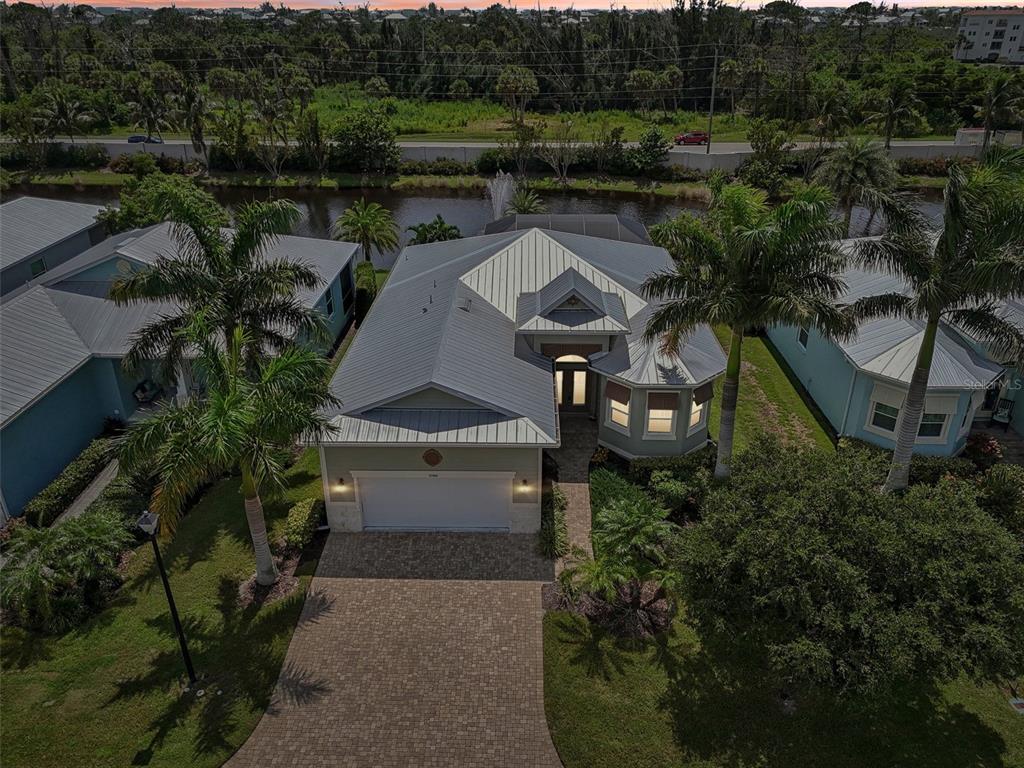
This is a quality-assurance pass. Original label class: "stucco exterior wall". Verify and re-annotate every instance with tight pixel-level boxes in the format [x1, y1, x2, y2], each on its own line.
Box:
[320, 445, 542, 532]
[0, 224, 105, 296]
[596, 378, 709, 458]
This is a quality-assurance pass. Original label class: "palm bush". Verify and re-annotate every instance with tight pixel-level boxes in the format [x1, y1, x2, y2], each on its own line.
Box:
[1, 508, 132, 634]
[849, 148, 1024, 492]
[110, 190, 324, 379]
[505, 187, 546, 215]
[120, 319, 338, 585]
[814, 136, 897, 236]
[332, 198, 399, 263]
[407, 215, 462, 244]
[644, 181, 854, 479]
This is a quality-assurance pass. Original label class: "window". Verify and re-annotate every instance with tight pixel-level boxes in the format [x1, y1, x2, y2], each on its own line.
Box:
[645, 392, 678, 438]
[918, 412, 947, 438]
[340, 265, 354, 312]
[29, 258, 46, 277]
[797, 325, 809, 349]
[324, 289, 335, 319]
[610, 399, 629, 428]
[572, 371, 587, 406]
[689, 399, 706, 431]
[871, 402, 899, 432]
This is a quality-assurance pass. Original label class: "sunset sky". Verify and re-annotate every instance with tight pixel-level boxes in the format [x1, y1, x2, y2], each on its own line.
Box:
[19, 0, 1024, 10]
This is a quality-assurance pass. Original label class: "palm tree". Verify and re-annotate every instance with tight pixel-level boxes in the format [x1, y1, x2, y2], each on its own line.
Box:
[848, 149, 1024, 493]
[110, 190, 325, 380]
[717, 59, 742, 122]
[128, 83, 177, 142]
[864, 78, 925, 150]
[407, 215, 462, 245]
[332, 198, 399, 263]
[505, 187, 546, 215]
[120, 320, 338, 585]
[975, 71, 1023, 153]
[814, 137, 897, 236]
[644, 181, 854, 480]
[35, 86, 94, 144]
[182, 79, 209, 166]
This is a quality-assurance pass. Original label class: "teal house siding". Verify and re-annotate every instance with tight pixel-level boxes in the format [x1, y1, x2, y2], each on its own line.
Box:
[0, 360, 114, 516]
[308, 264, 354, 352]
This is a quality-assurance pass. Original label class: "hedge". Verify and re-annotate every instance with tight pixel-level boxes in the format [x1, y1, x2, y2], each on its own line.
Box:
[284, 497, 324, 550]
[22, 438, 115, 528]
[539, 484, 569, 558]
[627, 445, 716, 486]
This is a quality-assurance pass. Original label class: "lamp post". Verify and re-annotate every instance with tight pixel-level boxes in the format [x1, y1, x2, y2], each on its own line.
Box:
[137, 511, 198, 689]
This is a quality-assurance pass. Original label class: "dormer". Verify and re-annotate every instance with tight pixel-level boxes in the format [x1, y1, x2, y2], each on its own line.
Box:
[515, 267, 630, 334]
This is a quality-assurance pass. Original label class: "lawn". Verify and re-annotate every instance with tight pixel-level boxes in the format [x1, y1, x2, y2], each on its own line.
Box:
[708, 326, 834, 453]
[0, 449, 325, 768]
[544, 612, 1023, 768]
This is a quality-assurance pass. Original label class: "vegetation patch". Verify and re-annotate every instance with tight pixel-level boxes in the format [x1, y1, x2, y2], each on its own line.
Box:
[538, 484, 569, 559]
[22, 438, 116, 527]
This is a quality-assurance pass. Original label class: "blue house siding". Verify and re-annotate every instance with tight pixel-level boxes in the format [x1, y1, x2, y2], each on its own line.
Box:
[0, 225, 105, 296]
[766, 324, 856, 433]
[309, 265, 354, 351]
[768, 323, 977, 457]
[0, 359, 113, 516]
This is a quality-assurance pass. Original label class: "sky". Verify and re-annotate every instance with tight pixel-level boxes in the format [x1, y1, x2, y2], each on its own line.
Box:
[20, 0, 1024, 10]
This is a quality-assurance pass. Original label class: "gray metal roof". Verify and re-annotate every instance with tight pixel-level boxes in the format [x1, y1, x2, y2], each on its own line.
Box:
[515, 267, 630, 333]
[0, 197, 104, 270]
[832, 262, 1003, 389]
[482, 214, 652, 245]
[327, 227, 727, 444]
[326, 408, 555, 445]
[1, 224, 359, 427]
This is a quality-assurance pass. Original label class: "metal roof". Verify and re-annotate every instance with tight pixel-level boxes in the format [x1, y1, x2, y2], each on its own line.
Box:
[0, 197, 104, 270]
[326, 408, 555, 445]
[515, 267, 630, 333]
[832, 262, 1003, 389]
[327, 227, 727, 444]
[482, 214, 652, 245]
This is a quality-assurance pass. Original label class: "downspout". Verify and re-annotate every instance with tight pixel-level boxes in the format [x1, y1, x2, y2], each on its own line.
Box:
[839, 369, 858, 436]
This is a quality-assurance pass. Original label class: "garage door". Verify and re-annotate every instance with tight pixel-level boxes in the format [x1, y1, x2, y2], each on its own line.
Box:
[355, 472, 513, 531]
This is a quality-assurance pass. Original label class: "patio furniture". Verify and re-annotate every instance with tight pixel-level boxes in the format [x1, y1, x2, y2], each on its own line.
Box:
[990, 398, 1015, 432]
[133, 379, 160, 405]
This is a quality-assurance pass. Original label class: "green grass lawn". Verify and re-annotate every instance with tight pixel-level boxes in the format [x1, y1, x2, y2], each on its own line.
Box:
[0, 450, 325, 768]
[544, 612, 1023, 768]
[708, 326, 834, 453]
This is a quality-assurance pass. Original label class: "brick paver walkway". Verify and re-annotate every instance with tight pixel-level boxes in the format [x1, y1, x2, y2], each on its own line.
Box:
[226, 533, 562, 768]
[546, 415, 597, 569]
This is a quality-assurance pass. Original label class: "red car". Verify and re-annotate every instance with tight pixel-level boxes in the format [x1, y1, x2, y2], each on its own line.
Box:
[674, 130, 710, 145]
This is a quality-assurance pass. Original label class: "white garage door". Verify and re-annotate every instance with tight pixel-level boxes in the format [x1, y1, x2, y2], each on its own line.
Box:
[355, 472, 513, 531]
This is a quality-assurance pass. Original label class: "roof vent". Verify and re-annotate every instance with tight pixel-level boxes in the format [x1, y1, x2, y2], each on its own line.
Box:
[456, 297, 472, 312]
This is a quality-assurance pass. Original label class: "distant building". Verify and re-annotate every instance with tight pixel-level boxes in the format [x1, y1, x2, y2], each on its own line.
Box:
[955, 9, 1024, 64]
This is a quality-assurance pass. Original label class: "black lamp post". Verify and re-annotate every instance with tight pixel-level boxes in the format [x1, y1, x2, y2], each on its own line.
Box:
[137, 510, 198, 689]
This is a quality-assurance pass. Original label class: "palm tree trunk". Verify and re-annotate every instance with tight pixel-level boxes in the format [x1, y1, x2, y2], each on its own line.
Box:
[240, 465, 279, 585]
[714, 325, 743, 480]
[882, 316, 938, 494]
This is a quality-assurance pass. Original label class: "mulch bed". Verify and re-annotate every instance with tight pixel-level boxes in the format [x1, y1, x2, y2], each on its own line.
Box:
[237, 548, 301, 609]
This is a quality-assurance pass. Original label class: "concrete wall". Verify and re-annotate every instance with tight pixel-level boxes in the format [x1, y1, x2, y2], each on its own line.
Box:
[596, 378, 709, 459]
[0, 224, 106, 296]
[320, 445, 541, 532]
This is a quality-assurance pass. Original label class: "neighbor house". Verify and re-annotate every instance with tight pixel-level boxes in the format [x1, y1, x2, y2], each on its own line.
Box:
[320, 221, 726, 533]
[0, 222, 359, 519]
[0, 197, 106, 296]
[767, 261, 1013, 457]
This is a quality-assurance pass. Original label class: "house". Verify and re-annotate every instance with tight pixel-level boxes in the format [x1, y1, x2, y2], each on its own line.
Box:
[319, 223, 726, 533]
[0, 223, 359, 519]
[766, 262, 1010, 457]
[0, 197, 106, 297]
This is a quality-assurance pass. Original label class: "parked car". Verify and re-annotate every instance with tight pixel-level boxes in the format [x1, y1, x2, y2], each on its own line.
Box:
[126, 135, 164, 144]
[674, 130, 710, 146]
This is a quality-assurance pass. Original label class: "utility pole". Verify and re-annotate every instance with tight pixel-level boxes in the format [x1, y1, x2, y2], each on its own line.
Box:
[706, 45, 718, 156]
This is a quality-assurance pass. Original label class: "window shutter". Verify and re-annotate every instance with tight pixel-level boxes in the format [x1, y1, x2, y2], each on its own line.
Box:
[606, 381, 631, 405]
[692, 382, 714, 404]
[647, 392, 679, 410]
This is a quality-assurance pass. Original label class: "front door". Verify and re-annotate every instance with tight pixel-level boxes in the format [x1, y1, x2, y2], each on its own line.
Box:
[555, 357, 590, 411]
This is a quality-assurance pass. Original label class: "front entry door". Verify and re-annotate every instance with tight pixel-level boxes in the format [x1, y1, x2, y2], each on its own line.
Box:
[555, 364, 589, 411]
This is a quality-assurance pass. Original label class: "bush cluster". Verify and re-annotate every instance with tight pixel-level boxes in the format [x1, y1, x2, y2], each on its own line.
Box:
[399, 158, 476, 177]
[22, 438, 116, 528]
[283, 497, 324, 550]
[897, 156, 975, 177]
[539, 484, 569, 558]
[0, 142, 109, 170]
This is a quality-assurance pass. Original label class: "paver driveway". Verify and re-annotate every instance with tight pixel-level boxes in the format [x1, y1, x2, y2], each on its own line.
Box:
[226, 532, 562, 768]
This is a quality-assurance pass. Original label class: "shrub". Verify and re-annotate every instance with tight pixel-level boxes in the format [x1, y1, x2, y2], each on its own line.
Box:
[539, 484, 569, 558]
[284, 497, 324, 550]
[476, 147, 513, 175]
[399, 158, 475, 177]
[86, 470, 155, 530]
[979, 463, 1024, 536]
[677, 434, 1024, 696]
[354, 261, 379, 327]
[647, 468, 710, 522]
[22, 438, 115, 528]
[628, 446, 715, 486]
[964, 432, 1003, 471]
[0, 506, 133, 634]
[0, 516, 27, 549]
[908, 454, 978, 485]
[330, 105, 401, 175]
[897, 156, 975, 177]
[589, 467, 649, 520]
[625, 125, 671, 176]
